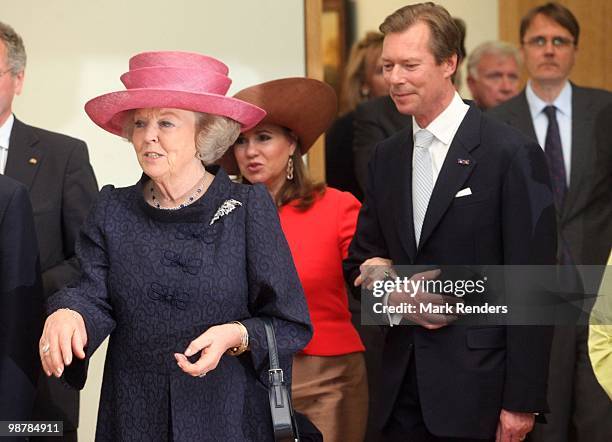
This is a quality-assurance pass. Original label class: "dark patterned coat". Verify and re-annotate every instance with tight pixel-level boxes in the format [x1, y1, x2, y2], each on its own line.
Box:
[47, 168, 312, 441]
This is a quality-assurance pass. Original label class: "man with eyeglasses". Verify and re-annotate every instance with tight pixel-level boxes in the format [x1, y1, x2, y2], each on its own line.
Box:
[489, 3, 612, 442]
[0, 21, 98, 441]
[466, 41, 522, 110]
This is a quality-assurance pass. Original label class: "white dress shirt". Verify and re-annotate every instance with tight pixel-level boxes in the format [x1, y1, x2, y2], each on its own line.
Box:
[0, 114, 15, 174]
[412, 91, 470, 185]
[526, 80, 572, 185]
[385, 92, 469, 326]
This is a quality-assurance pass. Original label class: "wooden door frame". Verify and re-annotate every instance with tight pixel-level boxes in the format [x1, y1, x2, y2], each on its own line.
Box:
[304, 0, 326, 182]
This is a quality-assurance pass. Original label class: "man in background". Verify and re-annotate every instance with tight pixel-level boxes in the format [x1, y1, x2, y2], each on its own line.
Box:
[489, 3, 612, 441]
[0, 21, 99, 442]
[466, 40, 521, 110]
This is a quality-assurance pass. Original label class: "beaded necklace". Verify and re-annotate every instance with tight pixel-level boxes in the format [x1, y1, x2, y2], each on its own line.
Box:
[148, 172, 210, 210]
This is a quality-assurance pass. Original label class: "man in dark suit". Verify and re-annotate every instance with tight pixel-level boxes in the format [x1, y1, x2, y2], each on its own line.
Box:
[0, 175, 44, 441]
[0, 21, 98, 441]
[344, 3, 557, 441]
[488, 3, 612, 441]
[353, 39, 523, 195]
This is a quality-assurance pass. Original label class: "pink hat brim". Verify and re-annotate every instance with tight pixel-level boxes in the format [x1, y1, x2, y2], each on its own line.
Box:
[85, 88, 266, 136]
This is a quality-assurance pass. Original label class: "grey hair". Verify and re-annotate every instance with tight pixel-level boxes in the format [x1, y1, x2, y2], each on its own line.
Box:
[467, 41, 521, 79]
[0, 21, 27, 74]
[121, 110, 240, 164]
[195, 113, 241, 164]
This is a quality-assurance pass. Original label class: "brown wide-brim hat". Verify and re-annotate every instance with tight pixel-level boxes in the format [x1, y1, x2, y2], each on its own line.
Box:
[220, 77, 337, 175]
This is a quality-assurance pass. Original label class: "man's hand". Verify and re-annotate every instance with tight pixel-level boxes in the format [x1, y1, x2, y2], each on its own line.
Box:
[388, 269, 460, 329]
[496, 409, 535, 442]
[355, 258, 460, 329]
[354, 257, 394, 288]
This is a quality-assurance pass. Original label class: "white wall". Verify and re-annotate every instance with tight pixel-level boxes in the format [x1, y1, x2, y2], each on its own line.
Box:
[352, 0, 499, 97]
[2, 1, 305, 440]
[6, 0, 305, 188]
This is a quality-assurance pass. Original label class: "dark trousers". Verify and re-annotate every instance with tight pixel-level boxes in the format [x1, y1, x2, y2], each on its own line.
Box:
[528, 325, 612, 442]
[31, 375, 79, 441]
[349, 295, 387, 442]
[381, 349, 494, 442]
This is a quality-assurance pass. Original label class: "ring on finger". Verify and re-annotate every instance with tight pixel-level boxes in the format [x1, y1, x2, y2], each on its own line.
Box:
[198, 372, 206, 378]
[41, 342, 50, 354]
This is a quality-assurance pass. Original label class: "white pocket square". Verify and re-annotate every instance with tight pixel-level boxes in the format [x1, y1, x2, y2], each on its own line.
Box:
[455, 188, 472, 198]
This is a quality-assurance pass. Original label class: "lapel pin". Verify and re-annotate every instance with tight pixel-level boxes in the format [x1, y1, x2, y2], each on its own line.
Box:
[457, 158, 470, 165]
[29, 157, 38, 165]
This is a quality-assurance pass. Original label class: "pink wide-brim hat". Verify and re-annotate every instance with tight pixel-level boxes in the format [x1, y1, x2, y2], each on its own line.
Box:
[84, 51, 266, 136]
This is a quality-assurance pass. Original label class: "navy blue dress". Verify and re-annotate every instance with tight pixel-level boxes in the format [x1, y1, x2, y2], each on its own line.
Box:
[47, 168, 312, 441]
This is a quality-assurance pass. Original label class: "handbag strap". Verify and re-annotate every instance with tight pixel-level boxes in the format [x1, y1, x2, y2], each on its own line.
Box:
[263, 318, 285, 405]
[263, 317, 281, 370]
[262, 317, 301, 442]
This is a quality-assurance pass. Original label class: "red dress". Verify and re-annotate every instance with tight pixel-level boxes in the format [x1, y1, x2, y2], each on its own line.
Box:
[279, 187, 364, 355]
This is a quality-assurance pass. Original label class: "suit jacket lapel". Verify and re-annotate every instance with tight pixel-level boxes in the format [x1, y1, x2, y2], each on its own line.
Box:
[417, 106, 480, 251]
[5, 118, 43, 191]
[393, 126, 418, 262]
[564, 85, 593, 220]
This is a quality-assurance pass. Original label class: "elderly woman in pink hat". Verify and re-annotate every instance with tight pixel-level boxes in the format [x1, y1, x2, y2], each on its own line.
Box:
[38, 51, 312, 441]
[225, 78, 368, 442]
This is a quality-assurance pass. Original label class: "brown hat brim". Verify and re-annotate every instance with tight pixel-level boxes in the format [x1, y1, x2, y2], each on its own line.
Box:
[220, 77, 337, 175]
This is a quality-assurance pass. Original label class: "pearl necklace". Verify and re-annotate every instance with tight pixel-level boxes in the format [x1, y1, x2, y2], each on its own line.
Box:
[148, 173, 210, 210]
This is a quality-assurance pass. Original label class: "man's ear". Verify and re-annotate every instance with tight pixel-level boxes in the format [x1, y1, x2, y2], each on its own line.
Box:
[466, 74, 476, 91]
[444, 54, 458, 79]
[14, 70, 25, 96]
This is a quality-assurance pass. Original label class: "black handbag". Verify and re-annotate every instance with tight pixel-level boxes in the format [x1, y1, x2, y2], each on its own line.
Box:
[262, 317, 301, 442]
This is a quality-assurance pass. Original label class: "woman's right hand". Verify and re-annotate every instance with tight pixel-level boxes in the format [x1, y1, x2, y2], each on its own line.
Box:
[40, 309, 88, 378]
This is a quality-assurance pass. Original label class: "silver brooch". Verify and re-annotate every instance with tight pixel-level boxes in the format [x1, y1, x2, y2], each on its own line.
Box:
[210, 199, 243, 225]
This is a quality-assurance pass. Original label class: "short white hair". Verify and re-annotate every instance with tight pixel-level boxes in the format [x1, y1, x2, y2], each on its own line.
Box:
[467, 41, 521, 79]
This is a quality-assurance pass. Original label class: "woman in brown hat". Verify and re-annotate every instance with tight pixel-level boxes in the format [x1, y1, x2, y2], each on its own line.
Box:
[38, 52, 312, 441]
[228, 77, 368, 442]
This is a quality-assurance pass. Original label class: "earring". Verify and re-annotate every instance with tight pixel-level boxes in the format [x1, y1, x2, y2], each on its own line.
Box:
[286, 157, 294, 180]
[360, 85, 371, 98]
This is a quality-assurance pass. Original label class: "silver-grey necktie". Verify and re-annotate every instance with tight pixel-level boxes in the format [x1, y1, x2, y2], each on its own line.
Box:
[412, 129, 435, 246]
[0, 145, 8, 174]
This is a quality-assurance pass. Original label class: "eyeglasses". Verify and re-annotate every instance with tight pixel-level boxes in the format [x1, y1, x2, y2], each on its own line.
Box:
[523, 36, 575, 48]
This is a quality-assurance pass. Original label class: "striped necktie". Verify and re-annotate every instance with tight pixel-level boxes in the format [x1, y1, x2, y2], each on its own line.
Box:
[0, 144, 8, 174]
[412, 129, 435, 246]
